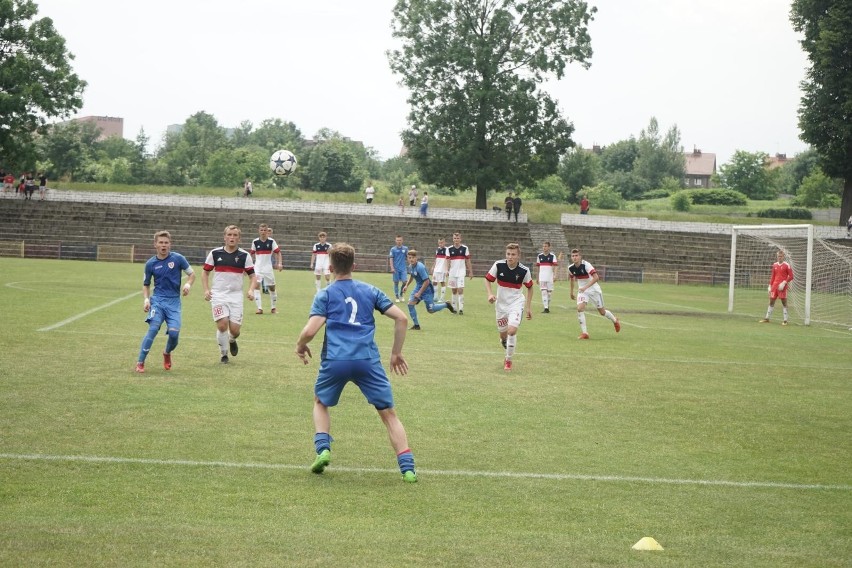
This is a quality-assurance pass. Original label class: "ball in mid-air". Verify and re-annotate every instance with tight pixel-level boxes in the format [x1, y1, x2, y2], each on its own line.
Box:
[270, 149, 297, 176]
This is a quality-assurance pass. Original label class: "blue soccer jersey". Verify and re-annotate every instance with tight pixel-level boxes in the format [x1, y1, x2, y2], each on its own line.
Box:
[389, 245, 409, 272]
[408, 261, 433, 294]
[143, 252, 192, 299]
[310, 279, 394, 361]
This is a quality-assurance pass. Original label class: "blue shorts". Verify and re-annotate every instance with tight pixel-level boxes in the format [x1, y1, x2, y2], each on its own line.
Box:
[146, 296, 182, 330]
[393, 268, 407, 283]
[314, 359, 394, 410]
[409, 287, 437, 310]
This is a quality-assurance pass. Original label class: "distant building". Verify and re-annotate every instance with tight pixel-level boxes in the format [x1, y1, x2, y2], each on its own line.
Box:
[765, 153, 790, 170]
[684, 147, 716, 188]
[69, 116, 124, 141]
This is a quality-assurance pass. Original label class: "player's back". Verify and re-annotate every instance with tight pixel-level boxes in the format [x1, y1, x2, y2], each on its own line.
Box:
[314, 279, 392, 361]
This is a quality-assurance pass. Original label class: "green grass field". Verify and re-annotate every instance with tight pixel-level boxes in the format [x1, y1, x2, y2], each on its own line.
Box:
[1, 258, 849, 567]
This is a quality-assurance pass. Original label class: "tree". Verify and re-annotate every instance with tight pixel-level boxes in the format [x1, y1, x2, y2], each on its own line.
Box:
[38, 120, 100, 179]
[790, 0, 852, 225]
[775, 148, 821, 195]
[718, 150, 777, 200]
[302, 137, 366, 193]
[389, 0, 596, 209]
[0, 0, 86, 167]
[600, 138, 639, 174]
[558, 145, 600, 202]
[632, 117, 685, 190]
[792, 168, 842, 207]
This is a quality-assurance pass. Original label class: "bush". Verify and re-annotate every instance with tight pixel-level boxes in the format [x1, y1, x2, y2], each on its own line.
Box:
[639, 188, 671, 200]
[686, 188, 748, 206]
[756, 208, 813, 220]
[671, 191, 691, 211]
[584, 183, 624, 210]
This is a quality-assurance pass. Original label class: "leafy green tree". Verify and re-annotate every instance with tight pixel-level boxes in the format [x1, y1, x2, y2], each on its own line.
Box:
[246, 118, 304, 154]
[529, 174, 571, 204]
[302, 138, 366, 192]
[792, 168, 843, 207]
[791, 0, 852, 225]
[389, 0, 596, 209]
[602, 170, 649, 200]
[558, 146, 600, 202]
[633, 117, 685, 190]
[38, 120, 99, 179]
[718, 150, 777, 200]
[203, 147, 269, 188]
[0, 0, 86, 168]
[775, 148, 821, 195]
[584, 182, 623, 210]
[157, 111, 230, 185]
[600, 138, 639, 174]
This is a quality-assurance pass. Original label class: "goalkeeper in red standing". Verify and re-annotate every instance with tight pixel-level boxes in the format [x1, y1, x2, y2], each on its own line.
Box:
[759, 249, 794, 325]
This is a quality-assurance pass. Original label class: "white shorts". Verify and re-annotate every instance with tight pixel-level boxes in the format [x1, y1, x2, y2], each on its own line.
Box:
[256, 269, 276, 287]
[495, 307, 525, 332]
[211, 299, 244, 324]
[432, 271, 446, 284]
[314, 266, 330, 276]
[539, 280, 554, 292]
[448, 276, 466, 289]
[314, 257, 330, 276]
[577, 287, 604, 309]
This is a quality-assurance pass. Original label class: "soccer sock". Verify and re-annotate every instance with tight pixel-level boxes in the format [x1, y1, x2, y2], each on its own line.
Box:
[315, 279, 321, 291]
[439, 286, 446, 300]
[766, 306, 774, 319]
[506, 334, 516, 359]
[394, 282, 400, 298]
[314, 432, 332, 454]
[165, 329, 179, 354]
[578, 312, 588, 333]
[541, 289, 548, 308]
[783, 307, 788, 321]
[255, 294, 263, 310]
[408, 304, 420, 326]
[216, 330, 229, 355]
[397, 448, 415, 474]
[137, 327, 158, 363]
[271, 292, 277, 309]
[458, 293, 464, 310]
[603, 310, 616, 322]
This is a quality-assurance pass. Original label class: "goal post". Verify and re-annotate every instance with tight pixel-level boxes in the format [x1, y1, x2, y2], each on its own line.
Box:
[729, 224, 852, 328]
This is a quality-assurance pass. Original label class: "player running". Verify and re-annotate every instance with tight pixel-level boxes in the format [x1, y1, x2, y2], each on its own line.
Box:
[401, 249, 455, 330]
[568, 249, 620, 339]
[535, 241, 558, 313]
[484, 243, 533, 372]
[250, 223, 282, 314]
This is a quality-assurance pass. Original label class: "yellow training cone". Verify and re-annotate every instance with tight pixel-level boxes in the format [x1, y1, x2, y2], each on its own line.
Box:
[632, 537, 664, 551]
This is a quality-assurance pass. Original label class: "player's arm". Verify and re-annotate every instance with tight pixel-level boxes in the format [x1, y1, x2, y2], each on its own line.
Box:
[466, 259, 473, 278]
[275, 249, 283, 271]
[524, 282, 534, 319]
[295, 315, 327, 364]
[583, 273, 599, 292]
[569, 276, 576, 299]
[401, 272, 414, 292]
[201, 268, 212, 301]
[388, 254, 393, 272]
[484, 276, 496, 303]
[246, 271, 257, 300]
[416, 277, 430, 299]
[142, 284, 152, 312]
[182, 269, 196, 296]
[310, 251, 316, 270]
[382, 304, 409, 375]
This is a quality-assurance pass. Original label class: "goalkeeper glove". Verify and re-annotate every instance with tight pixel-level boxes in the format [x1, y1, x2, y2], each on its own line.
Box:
[778, 281, 786, 291]
[768, 286, 772, 293]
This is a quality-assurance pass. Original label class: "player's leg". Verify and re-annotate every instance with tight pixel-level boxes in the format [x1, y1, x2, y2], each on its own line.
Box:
[407, 296, 421, 329]
[456, 280, 465, 314]
[763, 296, 777, 322]
[136, 305, 164, 372]
[267, 280, 278, 313]
[311, 362, 346, 474]
[780, 296, 789, 324]
[576, 297, 589, 338]
[255, 275, 266, 313]
[214, 311, 231, 361]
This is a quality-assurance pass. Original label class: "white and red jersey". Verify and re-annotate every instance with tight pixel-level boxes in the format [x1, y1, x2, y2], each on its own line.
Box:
[769, 261, 793, 290]
[250, 238, 279, 272]
[312, 242, 331, 271]
[485, 259, 533, 311]
[447, 244, 470, 278]
[433, 246, 449, 274]
[536, 252, 557, 283]
[568, 260, 602, 294]
[204, 247, 255, 301]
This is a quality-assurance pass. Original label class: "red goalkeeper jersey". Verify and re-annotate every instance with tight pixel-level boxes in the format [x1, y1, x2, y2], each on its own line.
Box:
[770, 261, 793, 288]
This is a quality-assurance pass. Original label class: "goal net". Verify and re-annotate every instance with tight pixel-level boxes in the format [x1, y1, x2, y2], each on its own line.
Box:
[728, 224, 852, 327]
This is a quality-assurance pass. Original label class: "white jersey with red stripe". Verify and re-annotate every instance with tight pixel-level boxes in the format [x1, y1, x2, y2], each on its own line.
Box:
[203, 246, 255, 302]
[536, 252, 557, 283]
[250, 238, 279, 274]
[312, 242, 331, 272]
[568, 259, 602, 294]
[485, 259, 533, 312]
[447, 244, 470, 278]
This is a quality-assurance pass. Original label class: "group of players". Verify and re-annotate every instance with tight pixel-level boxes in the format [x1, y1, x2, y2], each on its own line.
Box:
[132, 224, 623, 483]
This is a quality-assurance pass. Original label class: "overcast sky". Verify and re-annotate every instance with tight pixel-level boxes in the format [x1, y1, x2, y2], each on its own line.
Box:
[34, 0, 809, 166]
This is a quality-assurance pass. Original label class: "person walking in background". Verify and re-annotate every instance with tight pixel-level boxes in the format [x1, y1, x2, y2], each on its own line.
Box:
[759, 249, 794, 325]
[250, 223, 282, 314]
[580, 194, 590, 214]
[295, 242, 418, 483]
[419, 191, 429, 217]
[135, 231, 195, 373]
[202, 225, 258, 363]
[388, 235, 409, 302]
[3, 171, 16, 194]
[535, 241, 557, 313]
[504, 192, 514, 221]
[398, 193, 405, 215]
[37, 172, 47, 200]
[447, 231, 472, 314]
[485, 243, 533, 372]
[310, 231, 332, 291]
[243, 179, 253, 197]
[512, 193, 522, 222]
[365, 182, 375, 204]
[400, 249, 455, 330]
[408, 185, 418, 206]
[24, 172, 35, 200]
[568, 249, 620, 339]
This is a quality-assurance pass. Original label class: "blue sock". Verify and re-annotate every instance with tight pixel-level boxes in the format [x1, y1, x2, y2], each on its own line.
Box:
[314, 432, 332, 454]
[397, 449, 415, 474]
[430, 302, 446, 313]
[408, 304, 419, 326]
[394, 282, 400, 297]
[137, 326, 158, 363]
[165, 329, 179, 354]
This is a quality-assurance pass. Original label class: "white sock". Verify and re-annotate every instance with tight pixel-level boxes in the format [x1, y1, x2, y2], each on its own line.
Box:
[766, 306, 774, 319]
[578, 312, 587, 333]
[506, 334, 516, 358]
[271, 292, 277, 308]
[783, 307, 788, 321]
[216, 330, 229, 355]
[603, 310, 616, 322]
[458, 294, 464, 310]
[315, 279, 321, 291]
[541, 290, 548, 308]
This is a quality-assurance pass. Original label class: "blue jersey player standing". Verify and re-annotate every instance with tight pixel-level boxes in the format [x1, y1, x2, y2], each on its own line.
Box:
[400, 249, 455, 330]
[295, 242, 418, 483]
[387, 235, 409, 302]
[135, 231, 195, 373]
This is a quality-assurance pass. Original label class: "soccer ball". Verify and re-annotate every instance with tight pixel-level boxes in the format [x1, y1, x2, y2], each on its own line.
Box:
[270, 149, 297, 176]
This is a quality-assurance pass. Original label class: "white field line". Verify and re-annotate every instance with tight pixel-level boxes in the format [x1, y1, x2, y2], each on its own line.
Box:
[37, 292, 139, 331]
[1, 453, 848, 491]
